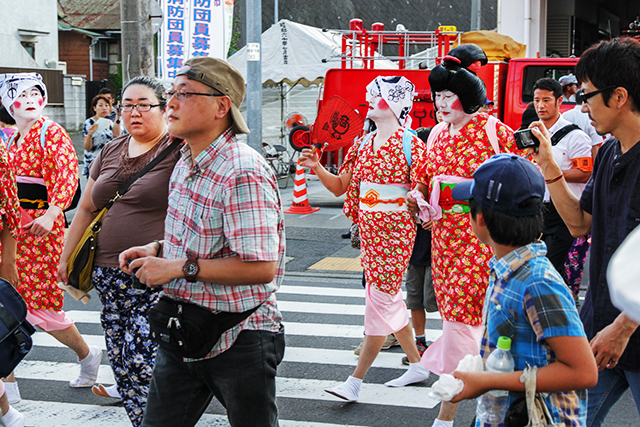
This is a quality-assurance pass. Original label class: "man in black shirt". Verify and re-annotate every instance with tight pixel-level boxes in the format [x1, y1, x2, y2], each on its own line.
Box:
[529, 38, 640, 427]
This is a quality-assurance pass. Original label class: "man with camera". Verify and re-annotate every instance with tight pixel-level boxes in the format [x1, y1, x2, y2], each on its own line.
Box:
[530, 77, 592, 277]
[529, 38, 640, 427]
[120, 57, 285, 427]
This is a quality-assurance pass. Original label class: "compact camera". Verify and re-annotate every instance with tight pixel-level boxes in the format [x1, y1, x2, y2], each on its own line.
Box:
[514, 128, 540, 151]
[127, 259, 147, 290]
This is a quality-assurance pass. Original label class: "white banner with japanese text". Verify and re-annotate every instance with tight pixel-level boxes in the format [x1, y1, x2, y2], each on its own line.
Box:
[161, 0, 234, 79]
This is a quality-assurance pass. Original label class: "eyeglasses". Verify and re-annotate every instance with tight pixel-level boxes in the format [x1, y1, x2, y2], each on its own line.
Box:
[120, 103, 162, 112]
[166, 89, 225, 101]
[575, 86, 615, 104]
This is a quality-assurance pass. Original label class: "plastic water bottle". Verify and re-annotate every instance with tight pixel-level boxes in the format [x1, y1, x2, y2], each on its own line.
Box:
[476, 336, 515, 425]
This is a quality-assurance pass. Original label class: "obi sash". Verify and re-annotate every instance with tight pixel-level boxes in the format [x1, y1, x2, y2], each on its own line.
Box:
[359, 182, 410, 212]
[16, 176, 49, 210]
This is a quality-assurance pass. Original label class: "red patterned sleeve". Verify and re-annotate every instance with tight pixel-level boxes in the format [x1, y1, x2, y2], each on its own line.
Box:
[338, 138, 362, 175]
[41, 122, 79, 210]
[0, 144, 21, 236]
[410, 134, 427, 186]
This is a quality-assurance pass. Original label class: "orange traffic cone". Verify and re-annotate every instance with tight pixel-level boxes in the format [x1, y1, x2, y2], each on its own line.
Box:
[284, 162, 320, 214]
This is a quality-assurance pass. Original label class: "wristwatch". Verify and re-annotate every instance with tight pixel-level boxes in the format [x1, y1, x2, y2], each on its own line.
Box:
[182, 255, 199, 282]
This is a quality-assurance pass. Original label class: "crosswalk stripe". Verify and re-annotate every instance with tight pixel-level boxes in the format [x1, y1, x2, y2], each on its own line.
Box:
[15, 361, 439, 410]
[12, 400, 371, 427]
[31, 333, 444, 369]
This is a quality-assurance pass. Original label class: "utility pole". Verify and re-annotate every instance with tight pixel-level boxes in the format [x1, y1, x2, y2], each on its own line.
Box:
[471, 0, 482, 31]
[246, 0, 262, 151]
[121, 0, 155, 81]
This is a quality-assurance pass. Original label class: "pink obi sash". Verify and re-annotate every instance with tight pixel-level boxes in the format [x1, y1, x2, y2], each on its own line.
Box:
[414, 175, 471, 221]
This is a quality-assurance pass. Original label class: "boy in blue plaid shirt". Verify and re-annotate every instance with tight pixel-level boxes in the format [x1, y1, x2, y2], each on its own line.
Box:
[448, 154, 597, 426]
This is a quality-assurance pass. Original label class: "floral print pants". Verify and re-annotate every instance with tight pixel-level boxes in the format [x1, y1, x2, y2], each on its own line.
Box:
[92, 266, 162, 426]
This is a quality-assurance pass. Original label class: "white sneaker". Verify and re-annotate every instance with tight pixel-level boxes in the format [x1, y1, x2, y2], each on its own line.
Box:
[4, 381, 21, 404]
[3, 406, 25, 427]
[70, 345, 102, 388]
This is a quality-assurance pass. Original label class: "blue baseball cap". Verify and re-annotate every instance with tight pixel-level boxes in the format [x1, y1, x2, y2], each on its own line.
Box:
[451, 154, 545, 216]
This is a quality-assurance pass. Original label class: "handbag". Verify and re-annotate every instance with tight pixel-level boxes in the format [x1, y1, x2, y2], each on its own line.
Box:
[504, 365, 563, 427]
[65, 138, 182, 297]
[350, 222, 360, 249]
[148, 295, 260, 359]
[0, 278, 36, 377]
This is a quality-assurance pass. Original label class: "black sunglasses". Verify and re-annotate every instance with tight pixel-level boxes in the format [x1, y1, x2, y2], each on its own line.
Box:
[575, 85, 615, 104]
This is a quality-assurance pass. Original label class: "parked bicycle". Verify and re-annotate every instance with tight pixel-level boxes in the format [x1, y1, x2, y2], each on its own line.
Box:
[262, 142, 297, 189]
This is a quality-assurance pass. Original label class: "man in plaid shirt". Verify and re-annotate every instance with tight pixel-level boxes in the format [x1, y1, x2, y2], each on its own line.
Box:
[121, 58, 285, 427]
[448, 154, 597, 426]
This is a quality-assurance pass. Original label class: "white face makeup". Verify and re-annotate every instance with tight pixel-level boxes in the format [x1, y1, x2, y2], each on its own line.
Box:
[10, 86, 45, 123]
[435, 90, 470, 126]
[365, 92, 397, 124]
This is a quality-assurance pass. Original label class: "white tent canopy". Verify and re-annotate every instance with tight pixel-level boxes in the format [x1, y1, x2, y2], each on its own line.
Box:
[228, 19, 397, 88]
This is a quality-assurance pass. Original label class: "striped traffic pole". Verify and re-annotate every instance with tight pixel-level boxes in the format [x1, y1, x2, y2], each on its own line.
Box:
[284, 162, 320, 214]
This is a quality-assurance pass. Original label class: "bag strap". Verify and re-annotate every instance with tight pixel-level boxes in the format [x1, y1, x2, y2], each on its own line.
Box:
[426, 122, 448, 152]
[105, 137, 181, 209]
[6, 119, 53, 151]
[485, 115, 501, 155]
[402, 127, 416, 168]
[551, 124, 580, 146]
[426, 117, 504, 154]
[40, 120, 53, 150]
[358, 128, 415, 167]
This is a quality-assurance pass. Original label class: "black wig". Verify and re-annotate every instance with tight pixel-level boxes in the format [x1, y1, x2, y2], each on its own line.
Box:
[429, 44, 488, 114]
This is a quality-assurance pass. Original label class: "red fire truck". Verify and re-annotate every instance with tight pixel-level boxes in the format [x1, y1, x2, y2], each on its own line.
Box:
[289, 20, 579, 165]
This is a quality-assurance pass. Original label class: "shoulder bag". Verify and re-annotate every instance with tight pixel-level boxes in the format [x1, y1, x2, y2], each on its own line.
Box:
[65, 138, 181, 297]
[0, 278, 36, 377]
[504, 364, 564, 427]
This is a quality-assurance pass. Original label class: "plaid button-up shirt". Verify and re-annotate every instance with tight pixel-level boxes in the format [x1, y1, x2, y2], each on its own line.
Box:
[163, 128, 285, 359]
[476, 242, 587, 427]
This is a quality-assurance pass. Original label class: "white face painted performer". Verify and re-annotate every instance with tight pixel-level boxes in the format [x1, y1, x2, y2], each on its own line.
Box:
[408, 44, 521, 427]
[0, 74, 101, 396]
[299, 76, 432, 402]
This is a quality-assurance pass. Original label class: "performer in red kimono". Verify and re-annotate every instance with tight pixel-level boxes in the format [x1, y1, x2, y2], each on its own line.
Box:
[0, 74, 102, 404]
[299, 76, 430, 402]
[409, 44, 518, 427]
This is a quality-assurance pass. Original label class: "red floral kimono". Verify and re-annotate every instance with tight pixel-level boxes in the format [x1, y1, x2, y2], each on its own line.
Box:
[0, 144, 21, 238]
[340, 128, 426, 294]
[2, 117, 78, 310]
[416, 113, 517, 325]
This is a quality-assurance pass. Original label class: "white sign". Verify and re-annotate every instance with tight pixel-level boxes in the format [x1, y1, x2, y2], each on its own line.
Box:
[247, 43, 260, 61]
[161, 0, 235, 79]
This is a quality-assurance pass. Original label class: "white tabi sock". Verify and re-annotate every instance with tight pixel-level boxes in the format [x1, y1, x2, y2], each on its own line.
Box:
[384, 362, 430, 387]
[324, 375, 362, 402]
[432, 419, 453, 427]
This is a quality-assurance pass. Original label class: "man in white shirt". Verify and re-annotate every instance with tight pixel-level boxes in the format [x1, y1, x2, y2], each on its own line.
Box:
[559, 73, 578, 103]
[533, 77, 592, 276]
[563, 104, 605, 159]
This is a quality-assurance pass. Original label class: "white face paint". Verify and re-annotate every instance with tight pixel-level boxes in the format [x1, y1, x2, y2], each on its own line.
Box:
[366, 92, 398, 125]
[10, 86, 45, 124]
[434, 90, 471, 126]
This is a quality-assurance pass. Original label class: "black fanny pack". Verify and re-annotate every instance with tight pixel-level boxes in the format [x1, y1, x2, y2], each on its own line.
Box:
[148, 295, 260, 359]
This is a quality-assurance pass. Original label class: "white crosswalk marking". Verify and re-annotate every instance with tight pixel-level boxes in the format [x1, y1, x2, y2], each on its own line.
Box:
[12, 277, 444, 426]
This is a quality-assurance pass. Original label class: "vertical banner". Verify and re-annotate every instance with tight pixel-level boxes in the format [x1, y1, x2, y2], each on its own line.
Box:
[161, 0, 234, 79]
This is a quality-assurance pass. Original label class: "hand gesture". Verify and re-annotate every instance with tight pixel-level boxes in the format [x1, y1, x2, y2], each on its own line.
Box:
[529, 122, 557, 174]
[298, 147, 321, 169]
[88, 123, 99, 136]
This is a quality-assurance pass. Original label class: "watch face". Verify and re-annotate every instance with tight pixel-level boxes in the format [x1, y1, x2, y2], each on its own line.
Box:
[184, 262, 198, 276]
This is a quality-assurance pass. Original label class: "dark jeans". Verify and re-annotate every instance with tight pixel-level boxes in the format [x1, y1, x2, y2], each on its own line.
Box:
[141, 327, 285, 427]
[542, 202, 575, 277]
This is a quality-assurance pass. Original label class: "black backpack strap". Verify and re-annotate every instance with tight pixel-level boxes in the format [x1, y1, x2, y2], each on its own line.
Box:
[551, 124, 581, 146]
